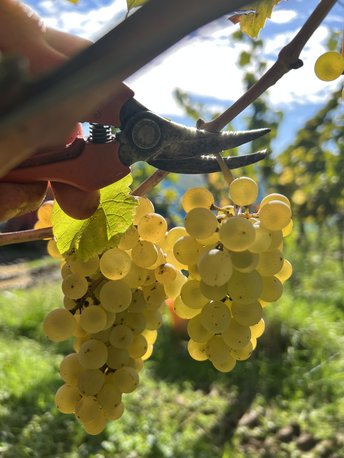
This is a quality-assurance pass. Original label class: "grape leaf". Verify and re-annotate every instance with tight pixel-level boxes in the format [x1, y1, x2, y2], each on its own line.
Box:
[52, 175, 137, 261]
[232, 0, 281, 38]
[126, 0, 147, 13]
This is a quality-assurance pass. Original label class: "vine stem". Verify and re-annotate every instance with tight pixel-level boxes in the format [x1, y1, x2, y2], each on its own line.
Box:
[0, 0, 337, 247]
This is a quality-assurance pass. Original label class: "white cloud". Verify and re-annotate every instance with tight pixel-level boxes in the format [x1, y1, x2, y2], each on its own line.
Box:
[270, 9, 297, 24]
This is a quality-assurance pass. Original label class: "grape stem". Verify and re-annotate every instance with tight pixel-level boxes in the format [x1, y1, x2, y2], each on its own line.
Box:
[0, 0, 337, 247]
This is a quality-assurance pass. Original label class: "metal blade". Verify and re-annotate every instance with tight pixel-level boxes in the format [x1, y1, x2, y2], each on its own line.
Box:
[148, 150, 267, 173]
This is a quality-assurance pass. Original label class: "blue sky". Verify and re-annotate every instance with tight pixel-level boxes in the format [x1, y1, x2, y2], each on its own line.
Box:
[27, 0, 343, 153]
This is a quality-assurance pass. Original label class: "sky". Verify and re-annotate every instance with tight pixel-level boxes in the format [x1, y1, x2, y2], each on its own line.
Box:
[27, 0, 343, 153]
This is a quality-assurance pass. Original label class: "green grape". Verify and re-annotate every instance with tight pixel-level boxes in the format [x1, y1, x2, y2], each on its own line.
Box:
[133, 196, 155, 225]
[128, 334, 148, 359]
[43, 308, 76, 342]
[118, 225, 139, 250]
[181, 187, 214, 212]
[219, 216, 256, 252]
[211, 355, 236, 373]
[137, 212, 168, 243]
[143, 308, 162, 330]
[78, 369, 105, 396]
[260, 193, 291, 208]
[173, 296, 199, 319]
[249, 224, 272, 253]
[187, 314, 213, 343]
[59, 353, 84, 385]
[227, 270, 263, 304]
[99, 248, 132, 280]
[72, 312, 89, 338]
[61, 263, 72, 279]
[62, 273, 88, 299]
[268, 230, 283, 250]
[282, 220, 293, 237]
[222, 319, 251, 350]
[155, 263, 178, 284]
[97, 382, 122, 411]
[185, 207, 218, 239]
[123, 312, 147, 334]
[231, 301, 263, 327]
[275, 259, 293, 283]
[63, 296, 76, 311]
[180, 279, 209, 309]
[250, 319, 265, 338]
[67, 255, 99, 277]
[198, 248, 233, 286]
[111, 366, 139, 393]
[164, 271, 187, 300]
[55, 384, 81, 414]
[75, 395, 101, 423]
[128, 289, 147, 313]
[82, 410, 107, 435]
[107, 346, 130, 369]
[80, 305, 107, 334]
[229, 176, 258, 207]
[142, 269, 156, 286]
[99, 280, 132, 313]
[166, 248, 186, 271]
[37, 200, 53, 225]
[200, 301, 231, 333]
[142, 344, 153, 361]
[314, 51, 344, 81]
[142, 329, 158, 345]
[259, 276, 283, 302]
[187, 339, 208, 361]
[206, 335, 231, 364]
[47, 239, 62, 259]
[109, 324, 134, 349]
[229, 250, 258, 273]
[230, 338, 256, 361]
[259, 200, 292, 231]
[199, 281, 227, 301]
[165, 226, 188, 249]
[173, 236, 202, 265]
[78, 339, 108, 369]
[123, 263, 149, 288]
[256, 250, 284, 276]
[196, 231, 219, 246]
[104, 401, 125, 420]
[103, 309, 117, 329]
[131, 240, 159, 267]
[143, 282, 166, 308]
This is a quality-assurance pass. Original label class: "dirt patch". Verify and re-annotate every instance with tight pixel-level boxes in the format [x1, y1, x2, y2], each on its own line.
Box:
[0, 262, 60, 290]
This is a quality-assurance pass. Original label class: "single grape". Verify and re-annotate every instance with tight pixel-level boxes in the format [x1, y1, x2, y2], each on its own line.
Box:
[219, 216, 256, 251]
[155, 263, 178, 284]
[198, 248, 233, 286]
[47, 239, 62, 259]
[200, 301, 231, 333]
[37, 200, 53, 226]
[80, 305, 107, 334]
[227, 270, 263, 304]
[185, 207, 218, 239]
[165, 227, 188, 249]
[173, 296, 199, 319]
[43, 308, 76, 342]
[187, 315, 213, 343]
[314, 51, 344, 81]
[180, 279, 209, 309]
[104, 402, 125, 421]
[82, 410, 107, 435]
[141, 329, 158, 345]
[111, 366, 139, 393]
[78, 339, 108, 369]
[249, 224, 272, 253]
[128, 289, 147, 313]
[275, 259, 293, 283]
[97, 383, 122, 411]
[99, 248, 131, 280]
[230, 338, 256, 361]
[62, 273, 88, 299]
[118, 225, 139, 250]
[250, 319, 265, 338]
[59, 353, 84, 385]
[133, 196, 155, 225]
[260, 193, 291, 208]
[143, 309, 162, 330]
[75, 396, 101, 423]
[211, 355, 236, 373]
[187, 339, 208, 361]
[137, 212, 168, 242]
[128, 334, 148, 359]
[110, 324, 134, 349]
[229, 250, 259, 273]
[131, 240, 159, 268]
[229, 177, 258, 207]
[259, 200, 292, 231]
[67, 255, 99, 277]
[206, 335, 231, 364]
[99, 280, 132, 313]
[123, 264, 149, 288]
[78, 369, 105, 396]
[181, 187, 214, 212]
[259, 276, 283, 302]
[199, 281, 228, 301]
[164, 271, 187, 300]
[173, 236, 202, 265]
[107, 346, 130, 370]
[222, 319, 251, 350]
[143, 282, 166, 308]
[231, 301, 263, 327]
[256, 250, 284, 276]
[55, 384, 81, 414]
[123, 312, 147, 334]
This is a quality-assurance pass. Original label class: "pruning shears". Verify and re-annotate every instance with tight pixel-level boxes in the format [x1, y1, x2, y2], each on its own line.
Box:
[1, 82, 268, 197]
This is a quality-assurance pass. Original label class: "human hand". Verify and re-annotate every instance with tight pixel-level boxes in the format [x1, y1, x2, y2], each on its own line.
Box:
[0, 0, 100, 221]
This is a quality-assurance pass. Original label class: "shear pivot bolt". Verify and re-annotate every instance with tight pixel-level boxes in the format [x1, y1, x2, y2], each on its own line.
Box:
[131, 118, 161, 150]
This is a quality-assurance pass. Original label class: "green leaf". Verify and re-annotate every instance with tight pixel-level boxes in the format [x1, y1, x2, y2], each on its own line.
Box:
[52, 175, 137, 261]
[239, 0, 281, 38]
[126, 0, 147, 13]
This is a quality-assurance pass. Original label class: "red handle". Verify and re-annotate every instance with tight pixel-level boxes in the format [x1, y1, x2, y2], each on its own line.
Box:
[2, 140, 130, 191]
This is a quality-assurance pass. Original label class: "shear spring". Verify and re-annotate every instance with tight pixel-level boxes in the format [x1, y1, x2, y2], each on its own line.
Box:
[89, 123, 112, 143]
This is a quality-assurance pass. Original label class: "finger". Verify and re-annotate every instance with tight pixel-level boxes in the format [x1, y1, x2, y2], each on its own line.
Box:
[51, 182, 100, 220]
[0, 181, 47, 222]
[45, 28, 91, 57]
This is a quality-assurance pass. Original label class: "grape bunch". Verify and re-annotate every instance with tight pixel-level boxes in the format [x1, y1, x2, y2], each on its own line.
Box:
[314, 51, 344, 83]
[43, 196, 187, 435]
[171, 178, 293, 373]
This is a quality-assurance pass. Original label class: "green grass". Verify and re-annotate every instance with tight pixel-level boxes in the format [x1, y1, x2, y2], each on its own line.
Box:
[0, 241, 344, 458]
